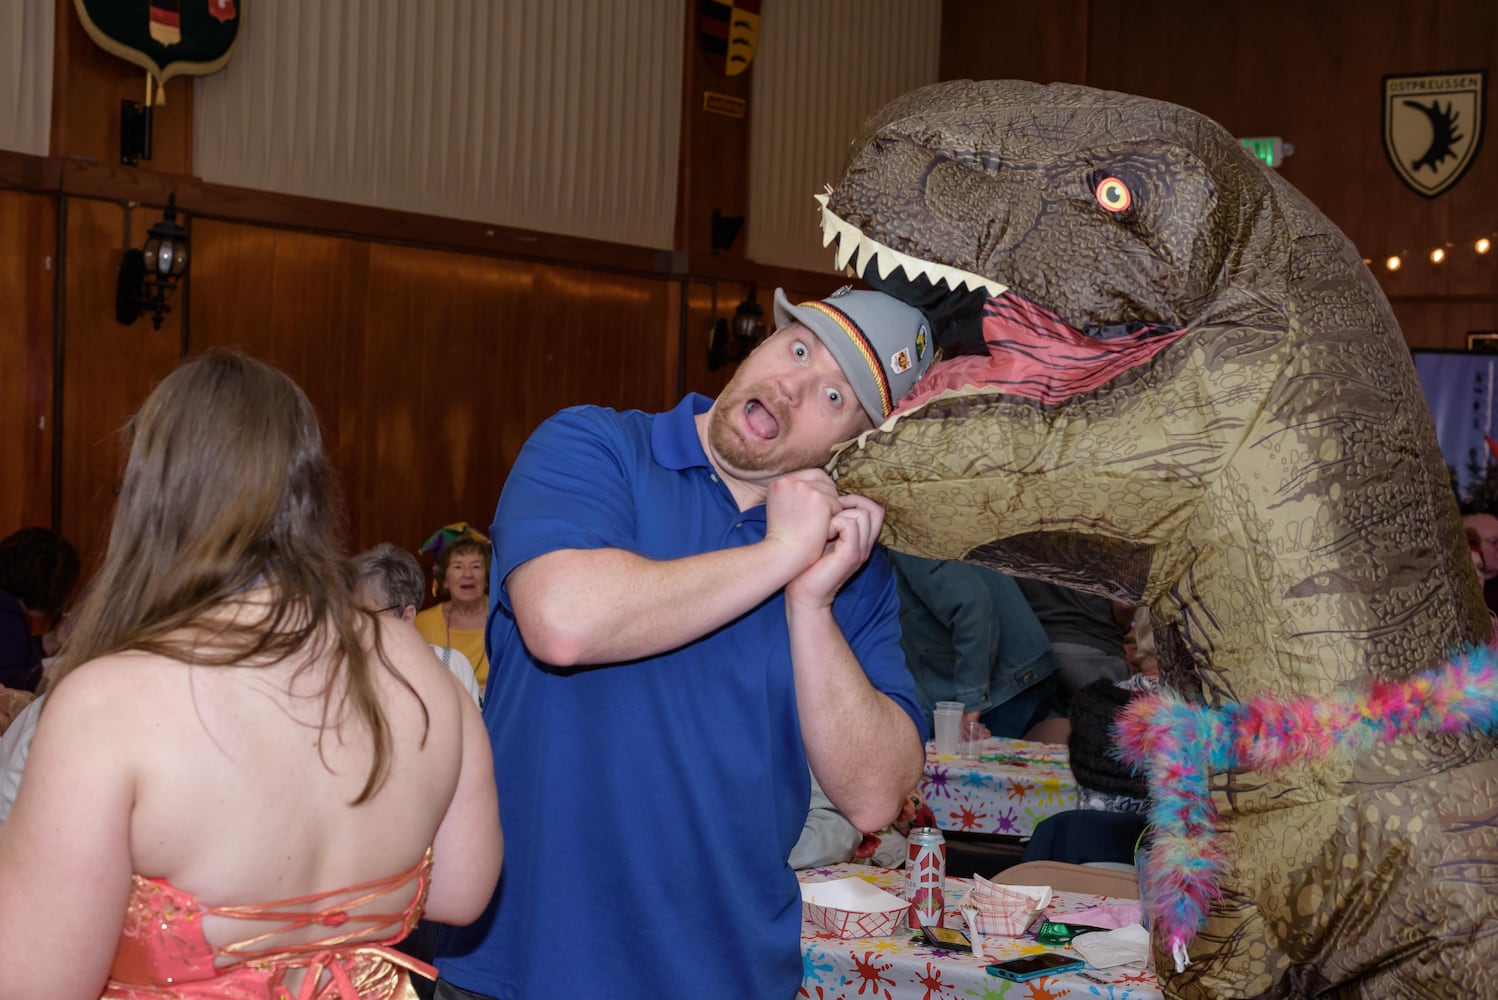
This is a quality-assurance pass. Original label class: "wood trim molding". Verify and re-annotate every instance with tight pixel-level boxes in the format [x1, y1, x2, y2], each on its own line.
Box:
[1385, 294, 1498, 305]
[0, 150, 839, 290]
[684, 251, 848, 298]
[0, 149, 62, 193]
[21, 145, 1477, 310]
[57, 159, 676, 278]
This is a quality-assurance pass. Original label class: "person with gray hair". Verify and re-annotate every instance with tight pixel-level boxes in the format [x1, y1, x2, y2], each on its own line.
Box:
[354, 543, 482, 704]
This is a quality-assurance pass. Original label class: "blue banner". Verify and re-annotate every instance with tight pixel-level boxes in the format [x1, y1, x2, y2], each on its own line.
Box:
[1413, 350, 1498, 499]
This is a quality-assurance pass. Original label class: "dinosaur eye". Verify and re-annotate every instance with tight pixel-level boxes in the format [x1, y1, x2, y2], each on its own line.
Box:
[1095, 176, 1132, 212]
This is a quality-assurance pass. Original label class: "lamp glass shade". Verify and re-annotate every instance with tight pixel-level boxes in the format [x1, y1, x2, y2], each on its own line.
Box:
[155, 239, 176, 275]
[143, 235, 160, 275]
[170, 240, 188, 276]
[731, 297, 765, 343]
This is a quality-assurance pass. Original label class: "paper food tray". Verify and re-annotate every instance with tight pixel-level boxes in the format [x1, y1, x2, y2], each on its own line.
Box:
[963, 902, 1045, 938]
[963, 879, 1052, 938]
[801, 877, 910, 938]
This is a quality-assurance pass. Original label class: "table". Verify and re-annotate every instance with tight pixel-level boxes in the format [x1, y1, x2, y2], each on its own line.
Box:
[919, 737, 1077, 837]
[798, 863, 1160, 1000]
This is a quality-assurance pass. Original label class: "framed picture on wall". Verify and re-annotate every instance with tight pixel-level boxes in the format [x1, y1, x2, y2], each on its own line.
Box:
[1468, 332, 1498, 353]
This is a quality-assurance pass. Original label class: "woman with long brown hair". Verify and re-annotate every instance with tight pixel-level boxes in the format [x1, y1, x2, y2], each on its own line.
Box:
[0, 352, 502, 998]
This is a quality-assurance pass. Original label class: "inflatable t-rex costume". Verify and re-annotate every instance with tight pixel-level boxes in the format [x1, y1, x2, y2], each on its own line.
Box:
[821, 80, 1498, 998]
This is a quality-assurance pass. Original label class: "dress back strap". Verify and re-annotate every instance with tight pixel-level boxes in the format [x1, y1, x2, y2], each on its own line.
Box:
[208, 848, 432, 962]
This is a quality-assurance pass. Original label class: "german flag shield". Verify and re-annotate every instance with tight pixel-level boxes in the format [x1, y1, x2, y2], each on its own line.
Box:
[73, 0, 241, 86]
[699, 0, 761, 78]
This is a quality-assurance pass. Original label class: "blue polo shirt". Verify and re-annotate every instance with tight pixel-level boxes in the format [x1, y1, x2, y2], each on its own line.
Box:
[436, 394, 924, 1000]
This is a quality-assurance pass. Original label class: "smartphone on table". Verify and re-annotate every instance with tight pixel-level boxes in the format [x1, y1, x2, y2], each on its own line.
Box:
[985, 952, 1087, 982]
[920, 925, 972, 952]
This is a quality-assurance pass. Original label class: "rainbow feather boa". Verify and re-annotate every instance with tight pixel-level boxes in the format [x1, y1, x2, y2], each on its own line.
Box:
[1114, 649, 1498, 973]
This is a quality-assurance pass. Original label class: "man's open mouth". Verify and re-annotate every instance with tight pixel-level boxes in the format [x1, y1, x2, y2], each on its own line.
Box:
[744, 399, 781, 440]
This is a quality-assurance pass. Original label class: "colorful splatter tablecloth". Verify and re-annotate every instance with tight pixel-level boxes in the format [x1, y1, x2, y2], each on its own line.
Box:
[919, 738, 1077, 837]
[798, 863, 1160, 1000]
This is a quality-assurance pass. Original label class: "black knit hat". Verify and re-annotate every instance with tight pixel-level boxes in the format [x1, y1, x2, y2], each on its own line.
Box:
[1067, 678, 1148, 798]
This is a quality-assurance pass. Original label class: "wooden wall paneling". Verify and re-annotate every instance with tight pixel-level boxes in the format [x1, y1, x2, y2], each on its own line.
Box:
[682, 278, 747, 401]
[1390, 297, 1498, 351]
[0, 191, 57, 535]
[356, 243, 536, 552]
[939, 0, 1088, 85]
[186, 219, 372, 434]
[527, 265, 676, 418]
[935, 1, 1498, 351]
[0, 150, 62, 194]
[50, 0, 193, 172]
[183, 222, 678, 564]
[186, 219, 289, 351]
[1082, 0, 1498, 310]
[58, 197, 184, 573]
[188, 219, 378, 546]
[674, 1, 754, 256]
[48, 158, 673, 280]
[1336, 1, 1498, 306]
[665, 280, 687, 401]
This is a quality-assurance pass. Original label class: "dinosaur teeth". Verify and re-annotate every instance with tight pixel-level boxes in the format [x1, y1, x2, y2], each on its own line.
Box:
[816, 202, 1009, 298]
[833, 229, 859, 271]
[849, 238, 871, 274]
[818, 198, 859, 253]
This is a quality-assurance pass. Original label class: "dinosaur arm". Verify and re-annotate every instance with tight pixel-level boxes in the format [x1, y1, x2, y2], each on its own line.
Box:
[831, 377, 1226, 595]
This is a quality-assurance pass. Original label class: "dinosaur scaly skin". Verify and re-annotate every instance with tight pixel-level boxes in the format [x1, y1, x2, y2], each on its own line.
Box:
[823, 80, 1498, 998]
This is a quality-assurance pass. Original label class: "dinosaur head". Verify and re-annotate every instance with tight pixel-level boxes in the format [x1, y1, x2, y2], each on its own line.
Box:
[820, 79, 1275, 350]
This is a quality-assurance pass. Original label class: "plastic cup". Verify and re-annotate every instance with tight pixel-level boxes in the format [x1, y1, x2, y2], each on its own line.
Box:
[961, 720, 984, 759]
[932, 708, 962, 756]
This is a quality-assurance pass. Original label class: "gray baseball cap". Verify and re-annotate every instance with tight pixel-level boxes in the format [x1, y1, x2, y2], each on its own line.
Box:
[772, 286, 934, 424]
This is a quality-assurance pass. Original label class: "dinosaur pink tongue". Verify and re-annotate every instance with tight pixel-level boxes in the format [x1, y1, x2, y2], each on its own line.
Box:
[897, 294, 1189, 412]
[745, 401, 780, 439]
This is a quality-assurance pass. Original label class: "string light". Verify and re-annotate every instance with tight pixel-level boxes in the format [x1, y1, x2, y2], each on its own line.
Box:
[1362, 229, 1497, 274]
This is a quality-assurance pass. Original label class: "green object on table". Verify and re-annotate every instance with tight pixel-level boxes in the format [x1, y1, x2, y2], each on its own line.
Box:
[1036, 918, 1111, 947]
[978, 753, 1060, 765]
[1035, 919, 1077, 946]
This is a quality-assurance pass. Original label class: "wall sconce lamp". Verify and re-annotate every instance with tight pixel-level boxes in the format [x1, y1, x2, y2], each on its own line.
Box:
[707, 285, 768, 370]
[116, 194, 189, 330]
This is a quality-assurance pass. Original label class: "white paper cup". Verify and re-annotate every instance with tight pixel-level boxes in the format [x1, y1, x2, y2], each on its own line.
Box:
[933, 709, 962, 756]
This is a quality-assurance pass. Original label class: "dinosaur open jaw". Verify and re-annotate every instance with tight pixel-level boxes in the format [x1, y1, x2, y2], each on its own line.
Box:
[816, 192, 1009, 299]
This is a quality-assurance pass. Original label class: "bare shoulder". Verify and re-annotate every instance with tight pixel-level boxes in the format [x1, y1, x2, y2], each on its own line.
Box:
[369, 618, 465, 714]
[22, 653, 176, 782]
[44, 651, 180, 718]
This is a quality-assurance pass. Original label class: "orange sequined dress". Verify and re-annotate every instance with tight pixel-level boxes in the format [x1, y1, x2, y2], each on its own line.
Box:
[102, 849, 436, 999]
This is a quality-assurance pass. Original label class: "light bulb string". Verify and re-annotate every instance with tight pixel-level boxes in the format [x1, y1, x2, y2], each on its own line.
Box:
[1366, 230, 1497, 271]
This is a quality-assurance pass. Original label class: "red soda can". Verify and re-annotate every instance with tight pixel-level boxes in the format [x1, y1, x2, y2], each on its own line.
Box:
[905, 826, 946, 928]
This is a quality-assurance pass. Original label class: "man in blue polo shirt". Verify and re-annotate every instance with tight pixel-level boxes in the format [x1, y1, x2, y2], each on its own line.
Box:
[434, 286, 934, 1000]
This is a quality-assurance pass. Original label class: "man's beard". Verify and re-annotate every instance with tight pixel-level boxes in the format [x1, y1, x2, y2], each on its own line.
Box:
[706, 386, 836, 476]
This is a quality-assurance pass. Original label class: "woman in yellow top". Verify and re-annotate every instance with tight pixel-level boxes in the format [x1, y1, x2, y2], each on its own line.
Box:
[415, 528, 491, 690]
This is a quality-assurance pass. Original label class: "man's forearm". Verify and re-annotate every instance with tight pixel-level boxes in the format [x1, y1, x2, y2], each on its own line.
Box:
[508, 541, 805, 666]
[788, 603, 924, 832]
